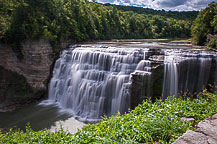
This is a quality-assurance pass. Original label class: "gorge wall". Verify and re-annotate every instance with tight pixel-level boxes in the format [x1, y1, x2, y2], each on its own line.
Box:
[0, 39, 70, 111]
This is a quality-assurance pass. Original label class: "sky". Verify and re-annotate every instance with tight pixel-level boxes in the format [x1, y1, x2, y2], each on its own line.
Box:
[92, 0, 217, 11]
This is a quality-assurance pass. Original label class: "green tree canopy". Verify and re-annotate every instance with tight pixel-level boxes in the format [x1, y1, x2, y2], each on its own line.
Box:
[191, 1, 217, 46]
[0, 0, 197, 50]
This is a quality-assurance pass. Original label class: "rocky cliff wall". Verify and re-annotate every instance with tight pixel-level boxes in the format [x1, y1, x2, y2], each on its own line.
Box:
[0, 39, 71, 111]
[130, 64, 164, 109]
[0, 39, 53, 89]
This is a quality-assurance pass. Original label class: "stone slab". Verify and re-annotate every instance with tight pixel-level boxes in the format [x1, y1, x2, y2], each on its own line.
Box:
[173, 114, 217, 144]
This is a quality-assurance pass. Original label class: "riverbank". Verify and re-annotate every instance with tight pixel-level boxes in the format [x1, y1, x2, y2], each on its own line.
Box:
[0, 91, 216, 143]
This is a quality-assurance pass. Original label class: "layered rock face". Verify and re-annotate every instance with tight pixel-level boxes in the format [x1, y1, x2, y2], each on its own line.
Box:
[0, 39, 53, 89]
[0, 39, 70, 111]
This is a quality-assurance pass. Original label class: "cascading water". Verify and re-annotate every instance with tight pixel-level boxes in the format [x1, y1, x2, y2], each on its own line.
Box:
[47, 44, 217, 122]
[162, 57, 179, 98]
[48, 46, 151, 121]
[162, 50, 216, 99]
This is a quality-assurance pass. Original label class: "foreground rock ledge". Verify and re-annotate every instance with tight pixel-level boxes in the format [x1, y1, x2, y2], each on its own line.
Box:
[173, 114, 217, 144]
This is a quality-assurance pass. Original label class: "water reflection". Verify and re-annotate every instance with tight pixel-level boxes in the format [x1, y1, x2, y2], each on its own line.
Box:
[0, 103, 71, 131]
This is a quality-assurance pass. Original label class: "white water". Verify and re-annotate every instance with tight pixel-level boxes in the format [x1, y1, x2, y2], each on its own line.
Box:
[48, 46, 151, 121]
[162, 50, 216, 99]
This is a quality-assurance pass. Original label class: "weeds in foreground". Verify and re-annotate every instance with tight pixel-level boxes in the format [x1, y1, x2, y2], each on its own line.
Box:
[0, 91, 217, 143]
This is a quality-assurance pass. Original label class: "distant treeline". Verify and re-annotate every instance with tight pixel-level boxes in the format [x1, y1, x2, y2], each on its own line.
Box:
[191, 1, 217, 49]
[104, 3, 198, 21]
[1, 0, 196, 48]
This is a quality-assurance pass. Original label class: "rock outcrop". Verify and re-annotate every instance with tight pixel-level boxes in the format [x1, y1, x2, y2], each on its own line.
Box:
[173, 114, 217, 144]
[0, 39, 53, 89]
[130, 64, 164, 109]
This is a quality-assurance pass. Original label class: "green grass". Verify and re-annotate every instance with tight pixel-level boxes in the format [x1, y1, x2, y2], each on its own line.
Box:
[1, 90, 217, 144]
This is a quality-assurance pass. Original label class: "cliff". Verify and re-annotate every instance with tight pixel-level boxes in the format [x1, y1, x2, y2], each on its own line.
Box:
[0, 39, 70, 111]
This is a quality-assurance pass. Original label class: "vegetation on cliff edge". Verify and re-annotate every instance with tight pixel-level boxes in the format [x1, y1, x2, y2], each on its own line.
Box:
[1, 91, 217, 143]
[191, 1, 217, 49]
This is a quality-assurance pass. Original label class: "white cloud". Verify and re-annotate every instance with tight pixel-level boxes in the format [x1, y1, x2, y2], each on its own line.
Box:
[92, 0, 217, 11]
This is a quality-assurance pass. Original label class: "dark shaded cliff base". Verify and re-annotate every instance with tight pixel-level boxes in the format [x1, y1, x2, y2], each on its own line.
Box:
[0, 66, 45, 112]
[173, 114, 217, 144]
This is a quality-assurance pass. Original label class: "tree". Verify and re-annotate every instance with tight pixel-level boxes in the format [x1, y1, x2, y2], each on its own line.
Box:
[191, 1, 217, 45]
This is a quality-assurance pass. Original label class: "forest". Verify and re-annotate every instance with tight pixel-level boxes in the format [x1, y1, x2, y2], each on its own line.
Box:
[1, 0, 197, 50]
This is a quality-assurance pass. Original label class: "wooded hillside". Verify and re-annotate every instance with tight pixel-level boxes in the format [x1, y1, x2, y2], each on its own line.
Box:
[1, 0, 196, 48]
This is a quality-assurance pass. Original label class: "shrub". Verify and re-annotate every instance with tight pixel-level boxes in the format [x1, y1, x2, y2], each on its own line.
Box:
[208, 39, 217, 49]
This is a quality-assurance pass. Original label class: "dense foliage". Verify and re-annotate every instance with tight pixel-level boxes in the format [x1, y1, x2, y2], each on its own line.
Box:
[1, 91, 217, 143]
[191, 1, 217, 48]
[0, 0, 194, 49]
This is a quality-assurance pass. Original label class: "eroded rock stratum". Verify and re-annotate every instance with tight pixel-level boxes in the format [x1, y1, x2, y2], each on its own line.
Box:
[0, 39, 70, 111]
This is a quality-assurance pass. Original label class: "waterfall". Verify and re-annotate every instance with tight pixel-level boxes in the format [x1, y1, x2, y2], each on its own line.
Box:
[162, 57, 179, 99]
[47, 45, 217, 122]
[162, 50, 216, 99]
[48, 46, 151, 121]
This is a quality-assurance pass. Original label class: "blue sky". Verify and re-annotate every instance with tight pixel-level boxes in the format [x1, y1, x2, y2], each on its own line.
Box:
[91, 0, 217, 11]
